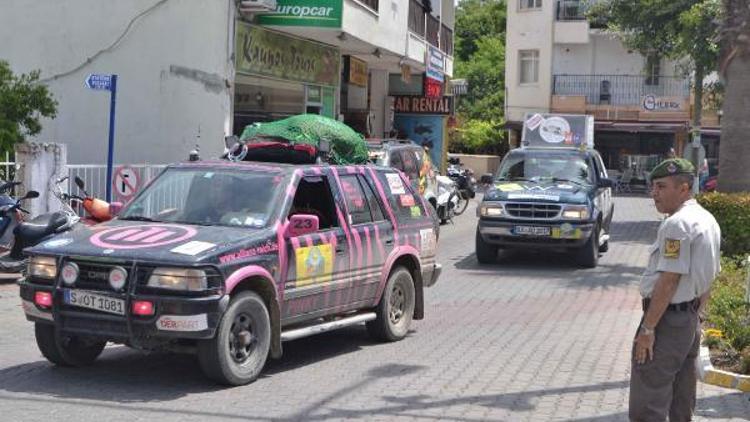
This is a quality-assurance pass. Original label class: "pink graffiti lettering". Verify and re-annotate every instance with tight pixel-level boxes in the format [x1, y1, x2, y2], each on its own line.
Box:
[219, 241, 279, 264]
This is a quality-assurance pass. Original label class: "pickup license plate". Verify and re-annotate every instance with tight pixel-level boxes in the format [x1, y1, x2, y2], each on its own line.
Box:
[514, 226, 551, 236]
[64, 290, 125, 315]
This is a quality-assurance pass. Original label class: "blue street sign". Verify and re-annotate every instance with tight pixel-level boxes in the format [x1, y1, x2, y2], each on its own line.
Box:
[85, 74, 113, 91]
[85, 73, 118, 201]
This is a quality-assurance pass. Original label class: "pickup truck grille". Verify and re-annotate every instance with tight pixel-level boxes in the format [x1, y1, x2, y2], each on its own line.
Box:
[504, 203, 561, 219]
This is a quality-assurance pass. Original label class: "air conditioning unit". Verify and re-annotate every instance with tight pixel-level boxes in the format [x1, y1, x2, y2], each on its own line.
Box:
[238, 0, 277, 14]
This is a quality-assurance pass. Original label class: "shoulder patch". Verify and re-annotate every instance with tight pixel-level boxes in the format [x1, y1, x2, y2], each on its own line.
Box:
[663, 239, 681, 258]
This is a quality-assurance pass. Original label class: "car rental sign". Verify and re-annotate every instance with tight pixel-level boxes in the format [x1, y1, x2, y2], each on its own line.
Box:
[257, 0, 343, 28]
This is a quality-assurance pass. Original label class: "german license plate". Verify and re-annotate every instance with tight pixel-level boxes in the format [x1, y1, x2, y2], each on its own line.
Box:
[514, 226, 551, 236]
[64, 290, 125, 315]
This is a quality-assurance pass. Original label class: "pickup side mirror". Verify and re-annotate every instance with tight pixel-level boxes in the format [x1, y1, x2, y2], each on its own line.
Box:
[285, 214, 320, 238]
[598, 177, 615, 189]
[480, 174, 494, 185]
[109, 201, 124, 216]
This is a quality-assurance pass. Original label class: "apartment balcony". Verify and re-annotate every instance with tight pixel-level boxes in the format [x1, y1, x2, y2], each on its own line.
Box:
[552, 74, 691, 122]
[554, 0, 607, 43]
[407, 0, 454, 73]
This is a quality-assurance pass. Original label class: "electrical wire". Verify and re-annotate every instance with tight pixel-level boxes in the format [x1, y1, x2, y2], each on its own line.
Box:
[38, 0, 171, 83]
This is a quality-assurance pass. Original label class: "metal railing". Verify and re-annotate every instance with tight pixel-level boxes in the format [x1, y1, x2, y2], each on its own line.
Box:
[556, 0, 608, 27]
[0, 152, 16, 185]
[408, 0, 453, 56]
[552, 74, 691, 106]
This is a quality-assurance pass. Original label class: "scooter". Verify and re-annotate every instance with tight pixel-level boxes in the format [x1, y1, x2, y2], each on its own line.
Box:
[446, 158, 476, 216]
[435, 174, 459, 224]
[0, 176, 93, 274]
[0, 180, 23, 252]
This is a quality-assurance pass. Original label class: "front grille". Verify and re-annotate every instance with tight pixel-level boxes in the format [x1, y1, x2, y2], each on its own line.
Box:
[504, 203, 561, 219]
[69, 261, 133, 291]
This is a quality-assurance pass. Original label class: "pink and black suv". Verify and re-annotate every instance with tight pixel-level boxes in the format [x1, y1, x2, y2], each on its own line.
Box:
[19, 160, 442, 385]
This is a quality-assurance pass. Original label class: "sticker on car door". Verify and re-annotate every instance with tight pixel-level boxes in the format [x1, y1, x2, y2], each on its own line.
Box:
[295, 244, 334, 287]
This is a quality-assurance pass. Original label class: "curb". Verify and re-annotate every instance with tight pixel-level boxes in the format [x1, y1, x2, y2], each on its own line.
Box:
[697, 344, 750, 392]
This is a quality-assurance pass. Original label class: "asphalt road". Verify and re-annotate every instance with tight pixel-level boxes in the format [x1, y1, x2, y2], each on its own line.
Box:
[0, 195, 748, 421]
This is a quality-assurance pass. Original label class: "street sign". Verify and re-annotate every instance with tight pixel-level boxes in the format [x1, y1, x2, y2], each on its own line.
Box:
[84, 73, 119, 202]
[113, 166, 140, 201]
[85, 74, 113, 91]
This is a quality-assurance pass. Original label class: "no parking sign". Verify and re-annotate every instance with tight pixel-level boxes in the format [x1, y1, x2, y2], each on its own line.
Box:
[113, 166, 140, 202]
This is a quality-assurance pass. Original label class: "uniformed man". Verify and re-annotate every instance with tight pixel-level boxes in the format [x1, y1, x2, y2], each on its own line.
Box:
[629, 158, 721, 421]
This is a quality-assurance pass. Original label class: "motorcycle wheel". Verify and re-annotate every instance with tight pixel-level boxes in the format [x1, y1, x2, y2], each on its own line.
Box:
[453, 191, 470, 216]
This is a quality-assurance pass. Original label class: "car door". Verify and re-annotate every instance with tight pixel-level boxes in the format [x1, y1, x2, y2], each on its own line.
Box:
[281, 174, 351, 323]
[338, 173, 393, 305]
[591, 152, 613, 230]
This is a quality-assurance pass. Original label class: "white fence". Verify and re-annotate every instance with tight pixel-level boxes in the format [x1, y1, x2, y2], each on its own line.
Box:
[66, 164, 166, 200]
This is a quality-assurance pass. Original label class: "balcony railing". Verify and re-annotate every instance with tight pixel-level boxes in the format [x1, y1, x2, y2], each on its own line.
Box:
[408, 0, 454, 56]
[552, 74, 690, 106]
[556, 0, 608, 27]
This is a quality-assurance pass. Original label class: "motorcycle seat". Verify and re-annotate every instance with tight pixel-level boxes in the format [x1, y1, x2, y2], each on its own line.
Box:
[14, 212, 69, 243]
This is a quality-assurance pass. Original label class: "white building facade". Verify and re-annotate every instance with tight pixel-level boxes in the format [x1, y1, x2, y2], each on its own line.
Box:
[0, 0, 454, 165]
[504, 0, 719, 176]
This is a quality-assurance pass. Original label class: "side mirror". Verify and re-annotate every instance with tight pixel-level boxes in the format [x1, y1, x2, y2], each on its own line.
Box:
[598, 178, 615, 188]
[109, 201, 124, 216]
[24, 190, 40, 199]
[285, 214, 320, 238]
[74, 176, 85, 190]
[480, 174, 494, 185]
[224, 135, 240, 150]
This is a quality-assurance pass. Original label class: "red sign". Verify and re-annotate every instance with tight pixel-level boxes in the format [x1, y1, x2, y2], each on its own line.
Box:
[424, 76, 442, 98]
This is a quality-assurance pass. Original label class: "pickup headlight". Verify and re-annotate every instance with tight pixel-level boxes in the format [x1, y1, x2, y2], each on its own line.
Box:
[29, 256, 57, 279]
[147, 268, 207, 291]
[480, 204, 505, 217]
[562, 206, 590, 220]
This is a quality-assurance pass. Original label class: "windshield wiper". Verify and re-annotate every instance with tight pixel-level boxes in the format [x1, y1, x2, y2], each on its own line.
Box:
[170, 219, 215, 227]
[120, 215, 161, 222]
[551, 177, 587, 187]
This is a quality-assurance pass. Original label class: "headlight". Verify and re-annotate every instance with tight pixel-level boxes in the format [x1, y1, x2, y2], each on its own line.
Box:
[562, 206, 590, 220]
[480, 204, 505, 217]
[147, 268, 207, 291]
[29, 256, 57, 279]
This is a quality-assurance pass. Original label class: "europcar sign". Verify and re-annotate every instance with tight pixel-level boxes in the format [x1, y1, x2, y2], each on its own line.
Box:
[257, 0, 343, 28]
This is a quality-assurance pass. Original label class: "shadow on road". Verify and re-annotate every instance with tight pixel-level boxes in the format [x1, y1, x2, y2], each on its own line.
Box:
[0, 326, 386, 403]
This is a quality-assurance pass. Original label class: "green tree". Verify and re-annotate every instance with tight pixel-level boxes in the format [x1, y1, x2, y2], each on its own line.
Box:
[590, 0, 721, 174]
[454, 0, 506, 62]
[455, 36, 505, 121]
[0, 60, 57, 153]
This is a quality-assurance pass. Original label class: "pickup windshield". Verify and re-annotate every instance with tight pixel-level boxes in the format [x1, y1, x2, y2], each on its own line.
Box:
[120, 168, 283, 228]
[496, 151, 594, 186]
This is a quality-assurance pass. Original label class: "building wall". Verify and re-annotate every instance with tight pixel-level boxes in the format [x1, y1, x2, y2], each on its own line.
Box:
[342, 0, 409, 56]
[505, 0, 555, 122]
[0, 0, 233, 164]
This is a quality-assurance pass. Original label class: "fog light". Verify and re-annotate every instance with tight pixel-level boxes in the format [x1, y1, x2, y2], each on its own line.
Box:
[34, 291, 53, 308]
[61, 262, 79, 286]
[132, 300, 154, 316]
[108, 266, 128, 291]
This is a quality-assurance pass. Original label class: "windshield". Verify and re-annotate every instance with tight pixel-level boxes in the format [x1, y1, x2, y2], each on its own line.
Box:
[495, 151, 594, 186]
[120, 168, 284, 228]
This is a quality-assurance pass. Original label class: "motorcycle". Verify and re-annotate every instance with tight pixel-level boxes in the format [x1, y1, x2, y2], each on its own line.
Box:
[0, 176, 112, 274]
[435, 174, 460, 224]
[446, 158, 476, 216]
[0, 180, 23, 252]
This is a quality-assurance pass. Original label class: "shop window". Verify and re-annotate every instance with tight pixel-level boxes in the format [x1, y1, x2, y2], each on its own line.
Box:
[289, 177, 339, 230]
[519, 50, 540, 84]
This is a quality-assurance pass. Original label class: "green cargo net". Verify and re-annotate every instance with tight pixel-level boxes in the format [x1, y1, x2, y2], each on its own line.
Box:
[239, 114, 369, 165]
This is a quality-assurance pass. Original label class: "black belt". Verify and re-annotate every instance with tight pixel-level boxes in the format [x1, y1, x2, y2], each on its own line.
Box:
[642, 298, 699, 312]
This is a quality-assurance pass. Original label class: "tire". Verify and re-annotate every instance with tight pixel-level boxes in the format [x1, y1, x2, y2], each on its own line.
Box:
[198, 292, 271, 386]
[475, 229, 498, 264]
[453, 192, 470, 216]
[34, 323, 106, 367]
[367, 267, 415, 342]
[576, 223, 600, 268]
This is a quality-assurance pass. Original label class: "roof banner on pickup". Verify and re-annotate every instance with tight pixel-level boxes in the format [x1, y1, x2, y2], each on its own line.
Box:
[521, 113, 594, 149]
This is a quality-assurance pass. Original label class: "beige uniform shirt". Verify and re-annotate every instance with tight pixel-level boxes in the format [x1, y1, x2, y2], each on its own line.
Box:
[640, 199, 721, 303]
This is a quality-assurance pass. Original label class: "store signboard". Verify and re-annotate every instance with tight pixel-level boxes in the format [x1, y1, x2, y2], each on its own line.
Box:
[425, 46, 445, 83]
[393, 96, 452, 115]
[641, 95, 687, 112]
[235, 23, 340, 87]
[257, 0, 343, 28]
[348, 56, 368, 87]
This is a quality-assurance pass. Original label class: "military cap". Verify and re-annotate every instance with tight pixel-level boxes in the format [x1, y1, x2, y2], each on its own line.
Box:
[650, 158, 695, 181]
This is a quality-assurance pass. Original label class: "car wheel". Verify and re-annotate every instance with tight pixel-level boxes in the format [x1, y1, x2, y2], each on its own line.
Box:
[367, 267, 415, 342]
[35, 323, 106, 367]
[198, 291, 270, 386]
[475, 229, 498, 264]
[576, 223, 600, 268]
